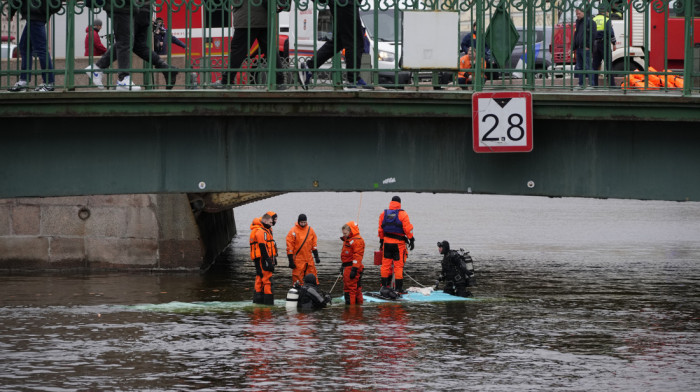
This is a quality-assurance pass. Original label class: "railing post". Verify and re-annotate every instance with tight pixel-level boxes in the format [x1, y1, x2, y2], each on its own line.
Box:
[65, 0, 76, 90]
[474, 0, 483, 92]
[525, 0, 535, 90]
[268, 0, 278, 90]
[682, 0, 693, 96]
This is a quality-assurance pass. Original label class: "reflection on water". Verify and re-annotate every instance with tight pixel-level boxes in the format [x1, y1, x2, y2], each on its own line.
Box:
[1, 194, 699, 391]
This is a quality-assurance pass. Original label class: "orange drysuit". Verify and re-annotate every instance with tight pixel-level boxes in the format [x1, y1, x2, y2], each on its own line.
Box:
[286, 222, 319, 285]
[341, 221, 365, 305]
[378, 200, 414, 292]
[250, 217, 277, 304]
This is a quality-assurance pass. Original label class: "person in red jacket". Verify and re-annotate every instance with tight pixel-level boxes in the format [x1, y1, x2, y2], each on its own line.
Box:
[84, 18, 107, 57]
[341, 221, 365, 305]
[250, 213, 277, 305]
[377, 196, 415, 294]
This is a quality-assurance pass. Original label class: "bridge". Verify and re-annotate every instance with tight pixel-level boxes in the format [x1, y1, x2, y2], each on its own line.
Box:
[1, 0, 699, 270]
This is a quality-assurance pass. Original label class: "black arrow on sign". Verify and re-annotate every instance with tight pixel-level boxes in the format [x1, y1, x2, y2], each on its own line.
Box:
[494, 98, 512, 108]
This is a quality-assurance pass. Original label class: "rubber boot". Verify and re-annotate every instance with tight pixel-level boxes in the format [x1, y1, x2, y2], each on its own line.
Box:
[396, 279, 406, 295]
[252, 291, 263, 304]
[344, 292, 351, 305]
[380, 277, 388, 288]
[263, 293, 274, 305]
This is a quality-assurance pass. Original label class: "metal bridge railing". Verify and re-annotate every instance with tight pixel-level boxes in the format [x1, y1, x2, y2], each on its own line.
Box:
[1, 0, 698, 95]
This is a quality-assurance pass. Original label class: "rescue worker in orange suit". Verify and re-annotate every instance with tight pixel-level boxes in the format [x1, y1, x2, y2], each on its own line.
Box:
[378, 196, 415, 294]
[340, 221, 365, 305]
[250, 213, 277, 305]
[286, 213, 321, 285]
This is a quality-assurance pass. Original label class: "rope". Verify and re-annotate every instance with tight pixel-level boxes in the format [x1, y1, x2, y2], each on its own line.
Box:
[328, 272, 343, 294]
[356, 192, 363, 222]
[403, 272, 427, 288]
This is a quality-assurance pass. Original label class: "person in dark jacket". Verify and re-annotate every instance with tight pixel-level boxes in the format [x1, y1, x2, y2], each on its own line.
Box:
[436, 241, 472, 297]
[84, 1, 178, 90]
[85, 18, 108, 57]
[153, 17, 187, 56]
[571, 7, 596, 89]
[8, 0, 62, 92]
[296, 274, 332, 311]
[215, 0, 287, 88]
[297, 0, 368, 89]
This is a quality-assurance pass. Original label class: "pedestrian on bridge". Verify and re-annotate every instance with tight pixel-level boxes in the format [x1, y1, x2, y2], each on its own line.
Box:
[85, 18, 108, 57]
[298, 0, 368, 89]
[286, 214, 321, 286]
[571, 6, 596, 89]
[84, 1, 178, 90]
[214, 0, 288, 88]
[592, 9, 617, 87]
[7, 0, 62, 92]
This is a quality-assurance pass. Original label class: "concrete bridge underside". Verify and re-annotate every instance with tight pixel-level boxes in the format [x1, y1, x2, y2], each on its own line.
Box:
[1, 91, 699, 270]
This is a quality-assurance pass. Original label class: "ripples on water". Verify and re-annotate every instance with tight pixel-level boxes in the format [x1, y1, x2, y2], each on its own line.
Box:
[1, 193, 699, 391]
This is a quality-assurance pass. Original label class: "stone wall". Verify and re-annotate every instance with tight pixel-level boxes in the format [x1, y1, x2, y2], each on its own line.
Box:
[0, 194, 204, 271]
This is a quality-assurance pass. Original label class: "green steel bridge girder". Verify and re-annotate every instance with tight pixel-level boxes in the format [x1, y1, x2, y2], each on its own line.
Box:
[1, 91, 699, 201]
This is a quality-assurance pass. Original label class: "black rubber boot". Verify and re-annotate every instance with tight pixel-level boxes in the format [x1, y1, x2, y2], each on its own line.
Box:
[252, 291, 263, 304]
[344, 293, 351, 305]
[396, 279, 406, 295]
[380, 277, 388, 287]
[263, 293, 274, 305]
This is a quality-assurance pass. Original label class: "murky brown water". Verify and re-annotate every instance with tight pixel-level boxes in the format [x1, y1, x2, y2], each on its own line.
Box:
[1, 193, 699, 391]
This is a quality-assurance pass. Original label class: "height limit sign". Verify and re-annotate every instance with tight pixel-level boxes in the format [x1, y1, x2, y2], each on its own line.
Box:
[472, 92, 533, 153]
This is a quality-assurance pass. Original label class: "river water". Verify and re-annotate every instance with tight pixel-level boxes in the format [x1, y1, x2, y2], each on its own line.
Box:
[1, 193, 699, 391]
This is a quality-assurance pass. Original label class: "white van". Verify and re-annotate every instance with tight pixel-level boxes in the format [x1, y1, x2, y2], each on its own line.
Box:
[284, 3, 411, 85]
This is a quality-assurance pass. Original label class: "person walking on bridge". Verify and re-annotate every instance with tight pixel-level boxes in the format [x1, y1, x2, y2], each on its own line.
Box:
[286, 214, 321, 286]
[7, 0, 62, 92]
[377, 196, 415, 295]
[250, 213, 278, 305]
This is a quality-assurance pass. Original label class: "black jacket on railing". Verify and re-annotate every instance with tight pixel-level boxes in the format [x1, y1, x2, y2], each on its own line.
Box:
[8, 0, 63, 23]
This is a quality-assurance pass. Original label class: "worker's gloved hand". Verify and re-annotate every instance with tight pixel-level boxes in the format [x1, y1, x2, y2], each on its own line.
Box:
[287, 254, 295, 269]
[409, 237, 415, 251]
[349, 267, 358, 280]
[313, 250, 321, 265]
[339, 266, 344, 274]
[262, 258, 274, 272]
[379, 239, 384, 249]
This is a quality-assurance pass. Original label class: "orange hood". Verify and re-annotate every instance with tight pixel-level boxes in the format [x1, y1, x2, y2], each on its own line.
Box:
[388, 200, 402, 210]
[250, 217, 262, 231]
[345, 221, 361, 238]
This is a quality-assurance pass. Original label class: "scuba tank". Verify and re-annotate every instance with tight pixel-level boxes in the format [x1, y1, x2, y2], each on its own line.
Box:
[285, 287, 299, 309]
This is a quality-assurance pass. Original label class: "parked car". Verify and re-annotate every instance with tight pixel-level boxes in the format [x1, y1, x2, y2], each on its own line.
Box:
[1, 35, 19, 59]
[509, 27, 553, 78]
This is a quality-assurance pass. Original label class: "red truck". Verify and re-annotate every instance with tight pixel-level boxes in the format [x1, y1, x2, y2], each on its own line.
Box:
[552, 3, 700, 72]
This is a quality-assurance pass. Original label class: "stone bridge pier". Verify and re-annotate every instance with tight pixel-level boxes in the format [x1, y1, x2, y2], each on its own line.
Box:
[0, 192, 278, 271]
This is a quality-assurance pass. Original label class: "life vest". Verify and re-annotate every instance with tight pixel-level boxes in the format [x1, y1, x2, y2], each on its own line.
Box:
[458, 54, 473, 80]
[381, 209, 404, 236]
[250, 220, 276, 260]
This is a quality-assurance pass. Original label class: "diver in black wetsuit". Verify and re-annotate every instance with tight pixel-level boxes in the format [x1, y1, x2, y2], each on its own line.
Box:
[296, 274, 332, 311]
[436, 241, 473, 297]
